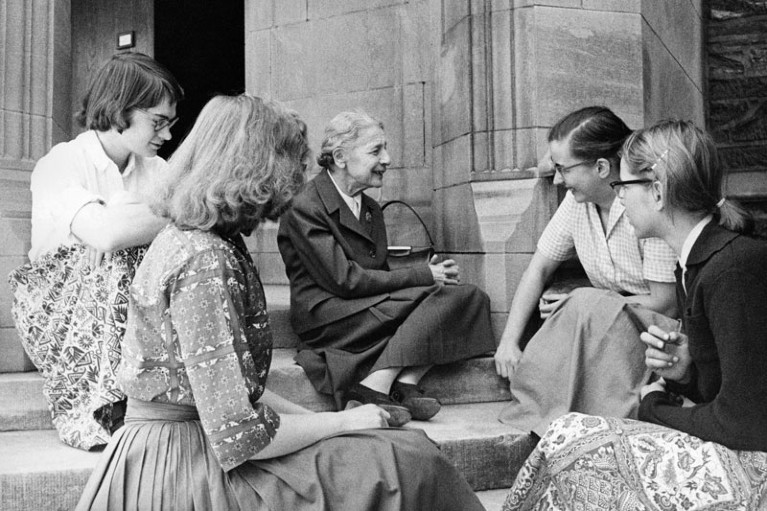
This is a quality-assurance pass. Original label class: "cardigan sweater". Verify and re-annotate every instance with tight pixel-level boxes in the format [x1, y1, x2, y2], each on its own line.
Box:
[639, 223, 767, 451]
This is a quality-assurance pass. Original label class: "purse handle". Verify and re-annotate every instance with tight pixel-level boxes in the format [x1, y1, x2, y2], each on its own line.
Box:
[380, 200, 435, 248]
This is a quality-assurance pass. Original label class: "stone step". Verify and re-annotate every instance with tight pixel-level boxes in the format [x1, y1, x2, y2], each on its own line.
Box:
[263, 284, 300, 349]
[0, 372, 50, 432]
[0, 402, 532, 511]
[0, 349, 510, 431]
[476, 488, 510, 510]
[268, 349, 510, 411]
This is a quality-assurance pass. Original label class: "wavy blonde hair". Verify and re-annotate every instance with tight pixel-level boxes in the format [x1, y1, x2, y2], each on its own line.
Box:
[155, 94, 308, 236]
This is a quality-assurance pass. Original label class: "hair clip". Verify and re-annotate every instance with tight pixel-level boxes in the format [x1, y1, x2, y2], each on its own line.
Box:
[649, 149, 669, 171]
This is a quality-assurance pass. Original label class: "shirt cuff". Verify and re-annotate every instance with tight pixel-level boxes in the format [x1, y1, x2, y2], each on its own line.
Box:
[210, 403, 281, 471]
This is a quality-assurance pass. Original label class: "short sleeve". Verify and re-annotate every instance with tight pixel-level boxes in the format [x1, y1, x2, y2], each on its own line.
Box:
[537, 192, 577, 261]
[640, 237, 677, 283]
[170, 249, 280, 471]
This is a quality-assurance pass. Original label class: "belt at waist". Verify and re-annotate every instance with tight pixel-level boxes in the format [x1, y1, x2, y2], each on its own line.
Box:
[126, 398, 200, 423]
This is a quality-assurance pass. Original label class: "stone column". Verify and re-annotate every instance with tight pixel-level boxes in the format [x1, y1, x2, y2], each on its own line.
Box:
[0, 0, 72, 372]
[434, 0, 704, 337]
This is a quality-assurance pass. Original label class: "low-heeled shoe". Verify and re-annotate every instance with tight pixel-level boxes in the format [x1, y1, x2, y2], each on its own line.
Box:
[344, 383, 412, 427]
[390, 381, 441, 421]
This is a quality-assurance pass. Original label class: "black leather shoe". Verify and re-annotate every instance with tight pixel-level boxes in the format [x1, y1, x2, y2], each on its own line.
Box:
[344, 383, 412, 427]
[390, 381, 441, 421]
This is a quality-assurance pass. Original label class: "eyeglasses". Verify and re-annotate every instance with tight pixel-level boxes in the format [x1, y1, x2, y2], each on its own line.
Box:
[136, 109, 179, 132]
[552, 159, 595, 174]
[609, 178, 655, 198]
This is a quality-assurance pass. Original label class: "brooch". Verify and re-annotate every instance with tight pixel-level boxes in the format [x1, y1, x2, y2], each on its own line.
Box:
[365, 211, 372, 222]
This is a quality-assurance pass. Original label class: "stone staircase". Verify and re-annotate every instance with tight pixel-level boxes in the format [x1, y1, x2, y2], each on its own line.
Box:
[0, 284, 531, 510]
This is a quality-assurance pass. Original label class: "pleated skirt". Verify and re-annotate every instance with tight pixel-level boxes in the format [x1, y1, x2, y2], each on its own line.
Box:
[76, 400, 484, 511]
[295, 283, 496, 408]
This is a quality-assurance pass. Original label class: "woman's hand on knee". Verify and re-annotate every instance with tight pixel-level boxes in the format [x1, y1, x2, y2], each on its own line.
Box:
[429, 255, 460, 285]
[339, 404, 389, 430]
[494, 341, 522, 379]
[538, 292, 567, 319]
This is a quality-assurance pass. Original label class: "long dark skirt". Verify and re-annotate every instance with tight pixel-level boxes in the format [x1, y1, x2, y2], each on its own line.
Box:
[295, 283, 495, 408]
[76, 400, 484, 511]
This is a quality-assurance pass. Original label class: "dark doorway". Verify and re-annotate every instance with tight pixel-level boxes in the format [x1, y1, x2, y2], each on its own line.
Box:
[154, 1, 244, 159]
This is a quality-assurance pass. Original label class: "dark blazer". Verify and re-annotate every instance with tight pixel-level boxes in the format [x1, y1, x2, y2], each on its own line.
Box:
[639, 222, 767, 451]
[277, 170, 433, 334]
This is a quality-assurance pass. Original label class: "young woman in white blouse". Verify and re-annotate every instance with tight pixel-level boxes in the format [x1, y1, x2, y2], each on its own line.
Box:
[9, 52, 183, 449]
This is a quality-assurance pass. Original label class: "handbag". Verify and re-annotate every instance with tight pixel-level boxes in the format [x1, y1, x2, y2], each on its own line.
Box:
[381, 200, 435, 270]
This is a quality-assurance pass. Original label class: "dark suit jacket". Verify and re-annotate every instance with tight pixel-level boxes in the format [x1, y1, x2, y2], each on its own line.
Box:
[639, 222, 767, 451]
[277, 170, 433, 334]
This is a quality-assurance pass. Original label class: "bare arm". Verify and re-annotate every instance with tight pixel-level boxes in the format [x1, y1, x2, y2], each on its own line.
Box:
[70, 199, 167, 253]
[625, 280, 677, 317]
[250, 404, 388, 460]
[259, 388, 313, 415]
[494, 251, 561, 379]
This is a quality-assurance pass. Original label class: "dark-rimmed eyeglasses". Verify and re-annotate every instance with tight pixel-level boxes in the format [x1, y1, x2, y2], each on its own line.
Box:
[552, 159, 596, 175]
[136, 109, 179, 132]
[609, 178, 655, 198]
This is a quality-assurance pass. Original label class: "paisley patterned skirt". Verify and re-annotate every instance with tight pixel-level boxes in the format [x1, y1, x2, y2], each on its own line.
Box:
[503, 413, 767, 510]
[8, 244, 147, 450]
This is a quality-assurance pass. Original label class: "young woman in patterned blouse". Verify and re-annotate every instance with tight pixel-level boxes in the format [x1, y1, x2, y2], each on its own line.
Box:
[76, 93, 484, 511]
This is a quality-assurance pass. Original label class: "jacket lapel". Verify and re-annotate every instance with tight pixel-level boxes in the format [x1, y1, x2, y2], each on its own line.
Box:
[314, 170, 374, 243]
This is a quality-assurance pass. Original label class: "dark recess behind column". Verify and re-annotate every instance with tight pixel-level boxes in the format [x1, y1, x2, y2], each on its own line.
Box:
[154, 0, 245, 159]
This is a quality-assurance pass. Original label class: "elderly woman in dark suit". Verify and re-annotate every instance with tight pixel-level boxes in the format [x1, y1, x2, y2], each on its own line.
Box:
[278, 110, 495, 426]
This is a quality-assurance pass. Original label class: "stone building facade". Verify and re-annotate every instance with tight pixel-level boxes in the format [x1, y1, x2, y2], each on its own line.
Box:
[0, 0, 736, 371]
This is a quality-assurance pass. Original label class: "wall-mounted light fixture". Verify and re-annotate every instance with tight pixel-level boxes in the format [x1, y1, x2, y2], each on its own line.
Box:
[116, 31, 135, 50]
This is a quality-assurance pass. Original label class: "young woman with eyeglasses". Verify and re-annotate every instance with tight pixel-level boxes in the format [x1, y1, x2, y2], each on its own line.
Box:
[495, 106, 679, 436]
[501, 119, 767, 511]
[9, 52, 183, 449]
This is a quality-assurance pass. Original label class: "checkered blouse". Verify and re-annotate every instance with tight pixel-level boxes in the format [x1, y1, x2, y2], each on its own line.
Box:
[538, 191, 676, 295]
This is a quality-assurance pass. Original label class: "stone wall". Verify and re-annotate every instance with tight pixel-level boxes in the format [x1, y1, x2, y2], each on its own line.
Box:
[707, 0, 767, 235]
[244, 0, 437, 285]
[0, 0, 72, 372]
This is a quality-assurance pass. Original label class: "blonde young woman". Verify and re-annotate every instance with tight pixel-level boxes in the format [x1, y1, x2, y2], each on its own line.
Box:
[503, 120, 767, 511]
[77, 95, 483, 511]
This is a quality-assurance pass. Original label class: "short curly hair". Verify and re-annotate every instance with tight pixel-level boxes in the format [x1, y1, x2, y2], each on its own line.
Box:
[75, 52, 184, 132]
[155, 94, 308, 237]
[316, 110, 384, 169]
